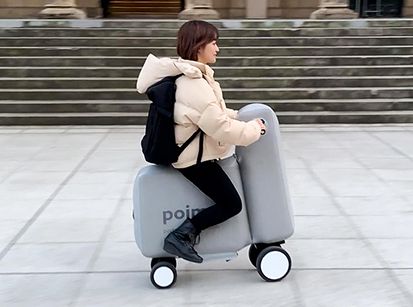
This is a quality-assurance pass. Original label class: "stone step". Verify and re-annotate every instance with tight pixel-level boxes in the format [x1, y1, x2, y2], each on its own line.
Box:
[1, 99, 412, 113]
[1, 110, 413, 125]
[3, 27, 413, 37]
[1, 55, 412, 67]
[2, 36, 413, 47]
[5, 19, 413, 29]
[1, 87, 412, 100]
[1, 46, 411, 57]
[2, 76, 413, 89]
[1, 66, 412, 78]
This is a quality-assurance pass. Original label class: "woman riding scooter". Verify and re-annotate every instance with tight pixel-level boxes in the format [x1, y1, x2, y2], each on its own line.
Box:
[136, 20, 266, 263]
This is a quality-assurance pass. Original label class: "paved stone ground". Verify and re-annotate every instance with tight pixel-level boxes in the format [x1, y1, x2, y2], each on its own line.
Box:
[0, 124, 412, 307]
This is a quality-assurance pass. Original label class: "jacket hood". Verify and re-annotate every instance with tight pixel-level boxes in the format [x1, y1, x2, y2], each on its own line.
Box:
[136, 54, 214, 93]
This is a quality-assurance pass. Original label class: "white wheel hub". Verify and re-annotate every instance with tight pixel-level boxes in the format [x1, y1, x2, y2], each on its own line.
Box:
[260, 251, 289, 280]
[153, 266, 174, 287]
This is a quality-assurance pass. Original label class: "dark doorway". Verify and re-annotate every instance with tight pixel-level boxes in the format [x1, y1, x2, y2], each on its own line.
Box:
[349, 0, 404, 17]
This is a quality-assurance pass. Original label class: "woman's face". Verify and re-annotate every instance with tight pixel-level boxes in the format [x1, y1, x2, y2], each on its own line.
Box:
[197, 40, 219, 64]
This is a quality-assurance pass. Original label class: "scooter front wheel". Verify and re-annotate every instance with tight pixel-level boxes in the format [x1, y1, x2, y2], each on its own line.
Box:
[256, 246, 291, 282]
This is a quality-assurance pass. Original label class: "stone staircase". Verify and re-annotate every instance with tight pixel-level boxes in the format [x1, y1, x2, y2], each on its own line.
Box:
[109, 0, 181, 18]
[0, 19, 413, 125]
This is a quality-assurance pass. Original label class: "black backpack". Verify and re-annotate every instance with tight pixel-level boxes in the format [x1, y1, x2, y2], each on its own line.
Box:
[141, 74, 204, 166]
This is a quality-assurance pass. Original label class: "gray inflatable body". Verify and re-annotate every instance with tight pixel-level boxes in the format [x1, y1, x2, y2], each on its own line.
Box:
[133, 103, 294, 259]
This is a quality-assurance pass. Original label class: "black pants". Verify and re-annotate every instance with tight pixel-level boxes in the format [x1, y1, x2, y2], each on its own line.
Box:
[178, 160, 242, 231]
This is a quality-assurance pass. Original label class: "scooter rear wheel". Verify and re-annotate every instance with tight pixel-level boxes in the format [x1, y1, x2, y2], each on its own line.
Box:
[150, 261, 177, 289]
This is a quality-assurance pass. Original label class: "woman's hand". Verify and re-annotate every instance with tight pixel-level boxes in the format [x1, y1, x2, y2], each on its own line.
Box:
[256, 118, 266, 135]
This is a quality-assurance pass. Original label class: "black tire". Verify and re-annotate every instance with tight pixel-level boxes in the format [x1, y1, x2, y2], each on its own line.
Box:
[248, 244, 260, 267]
[150, 261, 177, 289]
[248, 243, 282, 267]
[151, 257, 176, 269]
[256, 246, 291, 282]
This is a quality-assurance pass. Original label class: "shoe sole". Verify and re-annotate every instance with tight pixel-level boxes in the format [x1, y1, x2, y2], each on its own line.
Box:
[163, 240, 203, 264]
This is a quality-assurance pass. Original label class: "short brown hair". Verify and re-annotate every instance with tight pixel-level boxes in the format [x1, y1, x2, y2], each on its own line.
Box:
[177, 20, 219, 61]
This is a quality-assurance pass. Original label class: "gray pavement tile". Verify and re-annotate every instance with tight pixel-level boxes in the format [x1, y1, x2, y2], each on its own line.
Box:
[0, 219, 27, 243]
[0, 183, 59, 200]
[39, 199, 119, 219]
[31, 148, 89, 162]
[357, 157, 413, 169]
[291, 148, 355, 162]
[281, 125, 321, 132]
[0, 274, 84, 307]
[97, 134, 143, 150]
[73, 271, 299, 307]
[285, 239, 382, 269]
[0, 243, 98, 273]
[362, 125, 410, 131]
[0, 128, 23, 133]
[55, 183, 130, 200]
[372, 169, 413, 181]
[2, 171, 70, 185]
[19, 160, 80, 172]
[286, 169, 329, 197]
[308, 158, 364, 169]
[335, 195, 412, 216]
[3, 134, 60, 148]
[92, 241, 147, 272]
[17, 218, 108, 243]
[0, 161, 22, 171]
[68, 171, 135, 185]
[393, 270, 413, 297]
[283, 132, 339, 150]
[0, 171, 11, 181]
[106, 214, 135, 243]
[65, 128, 110, 133]
[78, 150, 142, 172]
[0, 199, 45, 220]
[284, 157, 307, 169]
[351, 216, 413, 239]
[320, 125, 364, 132]
[50, 134, 104, 149]
[386, 181, 413, 196]
[368, 239, 413, 268]
[349, 144, 405, 159]
[0, 149, 44, 162]
[21, 128, 67, 133]
[109, 127, 144, 133]
[311, 168, 395, 197]
[295, 270, 412, 307]
[293, 216, 359, 239]
[291, 196, 341, 216]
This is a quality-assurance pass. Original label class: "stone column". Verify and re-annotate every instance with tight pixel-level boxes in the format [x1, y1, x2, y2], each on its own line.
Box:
[178, 0, 220, 19]
[39, 0, 87, 19]
[310, 0, 358, 19]
[246, 0, 267, 18]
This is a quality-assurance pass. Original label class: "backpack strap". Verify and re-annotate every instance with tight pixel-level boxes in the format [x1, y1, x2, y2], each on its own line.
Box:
[176, 128, 204, 166]
[177, 128, 201, 156]
[196, 131, 204, 165]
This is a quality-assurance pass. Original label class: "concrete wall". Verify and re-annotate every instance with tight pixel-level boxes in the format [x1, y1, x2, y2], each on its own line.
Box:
[404, 0, 413, 17]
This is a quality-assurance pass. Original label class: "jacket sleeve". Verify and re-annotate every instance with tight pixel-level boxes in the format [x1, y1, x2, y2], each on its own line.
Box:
[197, 102, 262, 146]
[226, 107, 238, 119]
[185, 79, 261, 147]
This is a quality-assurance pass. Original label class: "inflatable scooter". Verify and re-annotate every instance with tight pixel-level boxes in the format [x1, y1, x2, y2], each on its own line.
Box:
[133, 103, 294, 289]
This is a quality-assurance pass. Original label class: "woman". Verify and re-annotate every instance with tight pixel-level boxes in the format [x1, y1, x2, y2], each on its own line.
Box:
[137, 20, 266, 263]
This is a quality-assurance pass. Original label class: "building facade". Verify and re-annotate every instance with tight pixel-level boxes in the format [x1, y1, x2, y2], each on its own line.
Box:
[0, 0, 412, 19]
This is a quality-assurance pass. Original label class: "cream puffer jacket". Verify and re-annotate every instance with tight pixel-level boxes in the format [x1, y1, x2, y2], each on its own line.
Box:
[137, 54, 262, 169]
